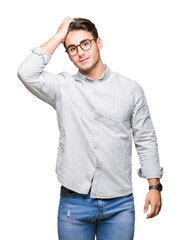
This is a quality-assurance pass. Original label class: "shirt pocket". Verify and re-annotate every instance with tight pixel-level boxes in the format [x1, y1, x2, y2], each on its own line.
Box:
[100, 98, 130, 123]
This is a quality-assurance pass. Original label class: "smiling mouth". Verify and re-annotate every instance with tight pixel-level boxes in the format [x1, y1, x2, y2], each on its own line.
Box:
[80, 58, 89, 62]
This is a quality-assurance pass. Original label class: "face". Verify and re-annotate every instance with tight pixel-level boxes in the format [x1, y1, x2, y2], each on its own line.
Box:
[64, 30, 103, 73]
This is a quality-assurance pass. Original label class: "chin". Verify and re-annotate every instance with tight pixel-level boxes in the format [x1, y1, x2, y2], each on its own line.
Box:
[76, 63, 91, 72]
[81, 62, 97, 72]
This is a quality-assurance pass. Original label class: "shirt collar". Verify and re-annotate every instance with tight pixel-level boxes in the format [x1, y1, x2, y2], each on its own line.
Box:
[74, 64, 111, 83]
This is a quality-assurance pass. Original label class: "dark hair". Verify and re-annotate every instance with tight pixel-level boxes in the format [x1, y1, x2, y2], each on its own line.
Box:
[63, 18, 99, 49]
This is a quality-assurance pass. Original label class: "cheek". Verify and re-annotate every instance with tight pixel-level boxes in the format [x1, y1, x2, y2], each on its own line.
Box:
[70, 56, 78, 63]
[91, 49, 100, 59]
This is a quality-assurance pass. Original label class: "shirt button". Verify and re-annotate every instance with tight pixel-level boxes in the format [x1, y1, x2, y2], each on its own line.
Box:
[96, 167, 99, 171]
[95, 116, 99, 120]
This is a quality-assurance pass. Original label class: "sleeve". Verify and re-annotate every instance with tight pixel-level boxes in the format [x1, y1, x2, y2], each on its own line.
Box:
[17, 45, 61, 109]
[131, 82, 163, 179]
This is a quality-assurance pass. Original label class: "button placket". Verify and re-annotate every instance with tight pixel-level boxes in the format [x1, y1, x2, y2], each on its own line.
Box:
[90, 85, 102, 198]
[93, 85, 100, 149]
[90, 161, 102, 197]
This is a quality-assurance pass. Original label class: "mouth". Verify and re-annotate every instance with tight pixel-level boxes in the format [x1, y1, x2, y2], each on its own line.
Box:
[80, 57, 89, 63]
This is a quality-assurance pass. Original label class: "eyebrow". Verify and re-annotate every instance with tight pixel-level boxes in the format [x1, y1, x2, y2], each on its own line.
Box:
[66, 39, 89, 49]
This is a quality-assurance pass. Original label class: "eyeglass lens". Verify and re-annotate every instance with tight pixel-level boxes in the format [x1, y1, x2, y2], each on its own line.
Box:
[67, 39, 93, 55]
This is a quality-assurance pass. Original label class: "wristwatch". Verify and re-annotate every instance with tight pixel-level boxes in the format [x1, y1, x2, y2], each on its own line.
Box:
[149, 183, 163, 192]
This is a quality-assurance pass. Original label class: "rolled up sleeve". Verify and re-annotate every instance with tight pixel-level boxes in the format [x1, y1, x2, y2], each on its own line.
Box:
[131, 83, 163, 179]
[17, 45, 60, 109]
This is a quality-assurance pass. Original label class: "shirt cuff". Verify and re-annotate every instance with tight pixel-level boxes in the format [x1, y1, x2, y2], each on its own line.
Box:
[137, 166, 163, 179]
[31, 45, 52, 65]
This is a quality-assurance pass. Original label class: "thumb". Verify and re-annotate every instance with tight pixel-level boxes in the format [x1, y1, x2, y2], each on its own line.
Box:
[144, 199, 149, 213]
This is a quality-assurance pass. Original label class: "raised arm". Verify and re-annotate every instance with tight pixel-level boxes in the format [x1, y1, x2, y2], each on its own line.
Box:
[17, 17, 75, 108]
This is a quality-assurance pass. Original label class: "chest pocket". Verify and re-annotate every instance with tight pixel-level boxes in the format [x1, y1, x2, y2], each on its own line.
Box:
[100, 97, 131, 123]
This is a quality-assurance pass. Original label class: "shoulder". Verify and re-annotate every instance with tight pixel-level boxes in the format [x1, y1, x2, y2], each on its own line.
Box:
[56, 71, 74, 85]
[111, 70, 144, 93]
[57, 71, 71, 78]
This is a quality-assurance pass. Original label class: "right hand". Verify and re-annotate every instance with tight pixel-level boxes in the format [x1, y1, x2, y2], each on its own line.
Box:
[55, 16, 75, 43]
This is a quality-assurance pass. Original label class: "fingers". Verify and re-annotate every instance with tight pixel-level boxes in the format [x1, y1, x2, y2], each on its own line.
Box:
[144, 199, 149, 213]
[56, 17, 75, 39]
[64, 16, 75, 23]
[146, 204, 156, 218]
[155, 201, 162, 216]
[144, 191, 162, 219]
[146, 202, 161, 219]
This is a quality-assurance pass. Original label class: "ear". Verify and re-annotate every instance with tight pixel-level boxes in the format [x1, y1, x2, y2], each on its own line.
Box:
[96, 37, 103, 50]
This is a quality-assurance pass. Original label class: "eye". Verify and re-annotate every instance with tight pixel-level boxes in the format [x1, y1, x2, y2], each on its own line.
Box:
[70, 46, 76, 52]
[82, 41, 89, 46]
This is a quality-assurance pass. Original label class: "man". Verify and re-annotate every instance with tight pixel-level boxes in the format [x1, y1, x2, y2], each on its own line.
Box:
[17, 16, 163, 240]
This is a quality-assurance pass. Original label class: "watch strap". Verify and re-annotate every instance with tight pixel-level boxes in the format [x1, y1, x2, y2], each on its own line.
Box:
[149, 183, 162, 192]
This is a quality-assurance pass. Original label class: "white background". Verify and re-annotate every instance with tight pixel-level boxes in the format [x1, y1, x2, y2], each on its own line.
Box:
[1, 0, 181, 239]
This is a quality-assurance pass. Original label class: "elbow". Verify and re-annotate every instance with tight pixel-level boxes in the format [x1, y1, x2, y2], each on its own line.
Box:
[17, 65, 26, 83]
[17, 67, 22, 80]
[17, 63, 36, 84]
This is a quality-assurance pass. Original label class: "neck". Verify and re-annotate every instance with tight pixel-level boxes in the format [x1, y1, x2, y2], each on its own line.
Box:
[79, 59, 106, 80]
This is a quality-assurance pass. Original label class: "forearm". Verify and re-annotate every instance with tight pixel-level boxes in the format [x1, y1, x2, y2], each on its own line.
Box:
[148, 178, 160, 186]
[40, 33, 64, 55]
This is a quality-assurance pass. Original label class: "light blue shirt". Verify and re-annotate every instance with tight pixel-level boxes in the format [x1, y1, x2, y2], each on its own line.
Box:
[17, 45, 163, 199]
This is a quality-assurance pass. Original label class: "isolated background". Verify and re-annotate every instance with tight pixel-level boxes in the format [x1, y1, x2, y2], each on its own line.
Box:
[1, 0, 180, 239]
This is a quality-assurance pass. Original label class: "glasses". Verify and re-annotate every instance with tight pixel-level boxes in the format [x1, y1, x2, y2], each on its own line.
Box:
[65, 38, 97, 56]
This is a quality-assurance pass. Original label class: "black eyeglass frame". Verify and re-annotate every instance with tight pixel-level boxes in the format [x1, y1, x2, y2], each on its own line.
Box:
[65, 38, 97, 56]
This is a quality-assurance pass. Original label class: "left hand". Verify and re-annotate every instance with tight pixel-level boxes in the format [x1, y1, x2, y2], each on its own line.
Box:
[144, 189, 162, 219]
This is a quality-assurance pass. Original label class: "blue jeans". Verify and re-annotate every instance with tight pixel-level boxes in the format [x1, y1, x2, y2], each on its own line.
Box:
[57, 185, 135, 240]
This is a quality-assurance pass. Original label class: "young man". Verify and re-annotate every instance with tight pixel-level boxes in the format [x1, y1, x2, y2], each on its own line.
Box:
[17, 16, 163, 240]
